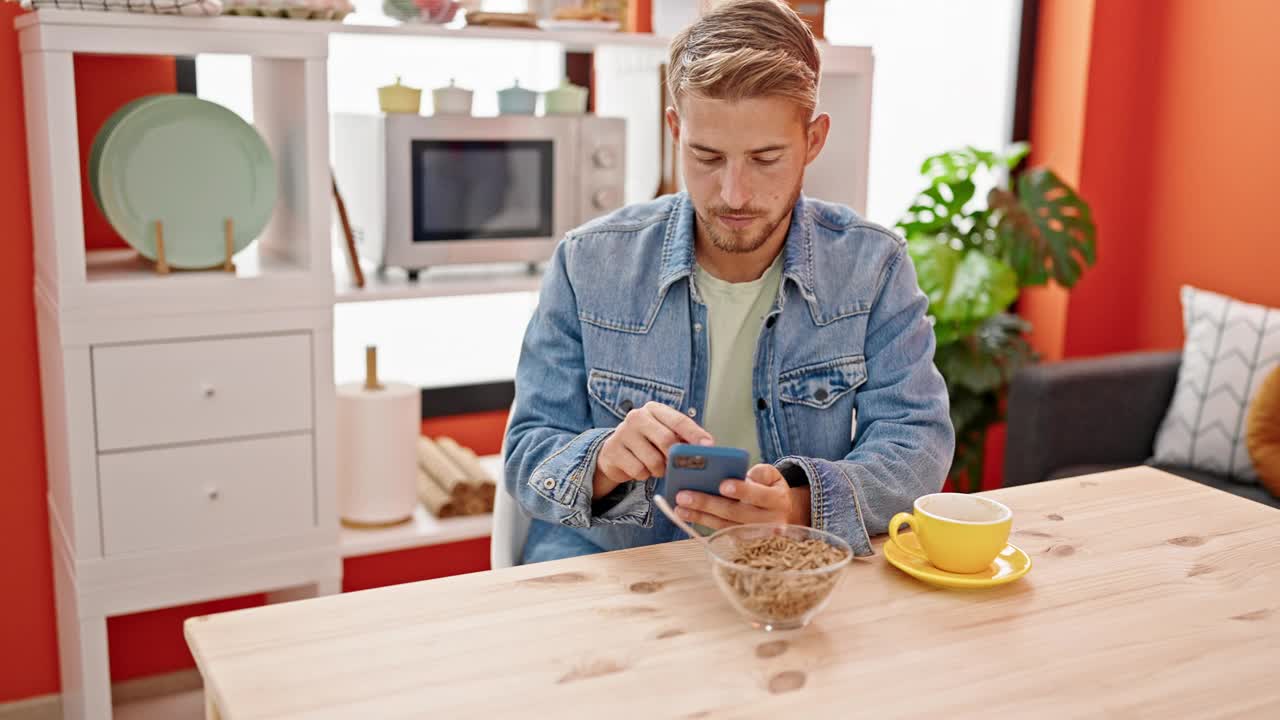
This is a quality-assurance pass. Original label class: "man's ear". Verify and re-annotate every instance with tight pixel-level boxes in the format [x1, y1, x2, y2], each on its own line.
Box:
[665, 106, 681, 144]
[805, 112, 831, 166]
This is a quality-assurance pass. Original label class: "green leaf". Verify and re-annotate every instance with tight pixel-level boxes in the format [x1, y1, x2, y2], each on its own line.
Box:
[933, 313, 1039, 483]
[932, 320, 967, 346]
[937, 341, 1003, 394]
[920, 148, 979, 185]
[1001, 220, 1050, 286]
[982, 316, 1035, 378]
[994, 168, 1097, 288]
[936, 314, 1038, 394]
[945, 251, 1018, 322]
[908, 236, 961, 310]
[918, 145, 1027, 187]
[950, 178, 976, 208]
[897, 178, 976, 239]
[1002, 142, 1029, 169]
[909, 237, 1018, 345]
[967, 146, 999, 167]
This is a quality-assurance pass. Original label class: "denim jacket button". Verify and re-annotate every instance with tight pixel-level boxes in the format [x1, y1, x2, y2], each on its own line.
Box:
[814, 388, 829, 402]
[756, 397, 767, 410]
[693, 322, 703, 333]
[619, 399, 633, 413]
[687, 407, 697, 417]
[542, 478, 556, 490]
[765, 316, 776, 329]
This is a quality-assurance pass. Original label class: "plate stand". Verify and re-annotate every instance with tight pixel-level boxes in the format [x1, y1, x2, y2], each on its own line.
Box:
[147, 219, 238, 275]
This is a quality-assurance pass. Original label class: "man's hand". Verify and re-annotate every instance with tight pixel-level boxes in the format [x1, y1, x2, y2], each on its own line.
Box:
[592, 402, 714, 499]
[674, 463, 812, 529]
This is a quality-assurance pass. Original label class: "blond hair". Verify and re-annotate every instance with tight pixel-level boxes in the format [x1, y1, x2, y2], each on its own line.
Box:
[667, 0, 821, 118]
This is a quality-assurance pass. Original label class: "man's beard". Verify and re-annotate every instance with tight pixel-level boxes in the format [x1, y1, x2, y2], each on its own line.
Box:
[695, 184, 803, 255]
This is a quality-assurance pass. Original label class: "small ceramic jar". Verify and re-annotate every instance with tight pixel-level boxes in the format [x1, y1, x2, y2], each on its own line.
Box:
[378, 76, 422, 114]
[543, 77, 588, 115]
[382, 0, 418, 21]
[497, 79, 537, 116]
[432, 78, 474, 116]
[416, 0, 461, 24]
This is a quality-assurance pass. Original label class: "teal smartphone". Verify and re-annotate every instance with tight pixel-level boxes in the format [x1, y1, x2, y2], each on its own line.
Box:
[663, 444, 750, 502]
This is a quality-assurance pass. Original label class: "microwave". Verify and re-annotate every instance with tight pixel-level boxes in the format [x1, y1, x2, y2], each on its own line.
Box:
[332, 113, 626, 277]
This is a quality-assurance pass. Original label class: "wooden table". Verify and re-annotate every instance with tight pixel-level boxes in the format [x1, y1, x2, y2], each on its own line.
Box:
[186, 467, 1280, 719]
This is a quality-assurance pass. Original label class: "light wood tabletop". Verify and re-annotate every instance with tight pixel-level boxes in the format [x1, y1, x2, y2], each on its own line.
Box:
[186, 467, 1280, 719]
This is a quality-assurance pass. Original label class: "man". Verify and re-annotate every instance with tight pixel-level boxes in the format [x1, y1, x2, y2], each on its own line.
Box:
[505, 0, 954, 563]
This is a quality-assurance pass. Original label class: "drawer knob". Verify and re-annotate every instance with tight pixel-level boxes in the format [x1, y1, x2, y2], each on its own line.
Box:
[202, 384, 216, 398]
[207, 488, 220, 501]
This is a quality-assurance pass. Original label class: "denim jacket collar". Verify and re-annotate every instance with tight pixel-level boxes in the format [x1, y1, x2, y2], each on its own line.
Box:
[658, 192, 817, 307]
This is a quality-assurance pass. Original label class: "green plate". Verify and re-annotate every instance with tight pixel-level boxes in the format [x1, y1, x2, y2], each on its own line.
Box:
[89, 94, 168, 216]
[97, 95, 276, 269]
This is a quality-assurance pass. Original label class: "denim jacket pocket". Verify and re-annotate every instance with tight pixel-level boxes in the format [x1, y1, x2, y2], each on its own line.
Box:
[588, 368, 686, 422]
[779, 355, 867, 408]
[777, 355, 867, 454]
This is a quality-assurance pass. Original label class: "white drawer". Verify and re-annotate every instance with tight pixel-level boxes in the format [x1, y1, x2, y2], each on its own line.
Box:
[98, 433, 315, 556]
[93, 333, 313, 451]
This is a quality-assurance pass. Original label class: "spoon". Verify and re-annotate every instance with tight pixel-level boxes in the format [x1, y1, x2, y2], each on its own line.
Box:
[654, 494, 710, 548]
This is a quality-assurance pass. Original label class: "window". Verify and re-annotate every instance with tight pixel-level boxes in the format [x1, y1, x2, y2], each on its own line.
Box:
[825, 0, 1022, 225]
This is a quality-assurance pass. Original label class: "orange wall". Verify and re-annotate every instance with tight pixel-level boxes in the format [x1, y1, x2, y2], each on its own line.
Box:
[1019, 0, 1094, 362]
[1028, 0, 1280, 358]
[75, 55, 169, 251]
[421, 410, 508, 457]
[1123, 0, 1280, 347]
[0, 11, 186, 697]
[0, 5, 57, 702]
[0, 9, 504, 701]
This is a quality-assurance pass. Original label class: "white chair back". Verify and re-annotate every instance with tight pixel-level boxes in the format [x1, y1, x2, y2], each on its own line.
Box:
[490, 403, 532, 569]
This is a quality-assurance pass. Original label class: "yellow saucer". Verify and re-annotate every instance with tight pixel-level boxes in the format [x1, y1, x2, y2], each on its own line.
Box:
[883, 533, 1031, 589]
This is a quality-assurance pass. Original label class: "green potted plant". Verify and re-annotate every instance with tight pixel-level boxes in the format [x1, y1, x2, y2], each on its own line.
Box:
[897, 145, 1097, 492]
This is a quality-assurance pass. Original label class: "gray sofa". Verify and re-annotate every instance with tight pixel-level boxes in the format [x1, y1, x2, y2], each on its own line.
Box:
[1003, 350, 1280, 508]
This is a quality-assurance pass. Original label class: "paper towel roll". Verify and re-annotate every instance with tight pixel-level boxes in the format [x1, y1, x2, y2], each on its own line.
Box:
[336, 381, 421, 526]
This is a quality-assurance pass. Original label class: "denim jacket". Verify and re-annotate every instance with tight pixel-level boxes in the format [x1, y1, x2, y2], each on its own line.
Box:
[504, 192, 954, 562]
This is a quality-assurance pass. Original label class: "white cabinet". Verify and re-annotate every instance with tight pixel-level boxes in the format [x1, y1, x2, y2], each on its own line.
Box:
[18, 11, 340, 720]
[92, 333, 315, 451]
[98, 432, 316, 556]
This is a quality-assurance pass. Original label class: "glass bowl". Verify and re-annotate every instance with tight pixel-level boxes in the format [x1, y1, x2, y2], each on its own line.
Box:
[706, 523, 852, 631]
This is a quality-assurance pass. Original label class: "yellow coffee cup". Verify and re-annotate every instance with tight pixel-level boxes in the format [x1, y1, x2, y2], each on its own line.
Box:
[889, 493, 1012, 574]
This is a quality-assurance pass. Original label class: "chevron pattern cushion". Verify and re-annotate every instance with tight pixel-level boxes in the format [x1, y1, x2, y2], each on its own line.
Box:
[1153, 286, 1280, 483]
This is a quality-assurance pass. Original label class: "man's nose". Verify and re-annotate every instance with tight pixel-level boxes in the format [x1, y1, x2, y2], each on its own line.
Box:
[719, 160, 752, 210]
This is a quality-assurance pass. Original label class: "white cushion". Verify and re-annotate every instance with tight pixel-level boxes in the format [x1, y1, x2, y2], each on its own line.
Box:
[1153, 286, 1280, 482]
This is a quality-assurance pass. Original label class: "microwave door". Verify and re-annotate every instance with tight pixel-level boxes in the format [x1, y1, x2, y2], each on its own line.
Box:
[412, 139, 554, 244]
[375, 114, 579, 270]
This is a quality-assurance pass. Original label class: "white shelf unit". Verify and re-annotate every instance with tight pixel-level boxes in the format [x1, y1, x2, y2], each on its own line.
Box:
[335, 262, 543, 303]
[339, 454, 501, 557]
[18, 11, 340, 720]
[341, 506, 495, 558]
[334, 14, 674, 51]
[18, 10, 335, 317]
[18, 9, 676, 51]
